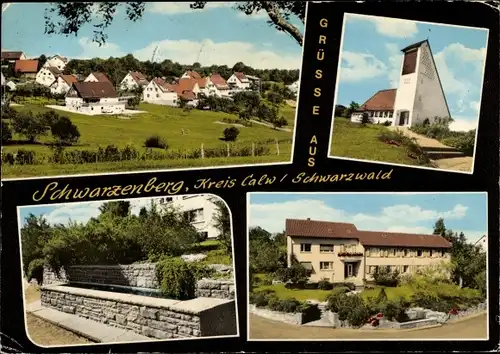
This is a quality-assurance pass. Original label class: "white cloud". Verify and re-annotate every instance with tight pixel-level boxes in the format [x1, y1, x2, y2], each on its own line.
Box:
[77, 37, 125, 59]
[449, 116, 479, 132]
[385, 43, 403, 88]
[339, 51, 387, 82]
[133, 38, 301, 69]
[148, 2, 230, 15]
[249, 199, 470, 235]
[43, 202, 103, 225]
[350, 14, 419, 38]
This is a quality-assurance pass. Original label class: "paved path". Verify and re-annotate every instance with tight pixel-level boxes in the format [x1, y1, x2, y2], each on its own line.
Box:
[388, 127, 473, 172]
[249, 312, 487, 340]
[27, 301, 151, 343]
[250, 119, 292, 132]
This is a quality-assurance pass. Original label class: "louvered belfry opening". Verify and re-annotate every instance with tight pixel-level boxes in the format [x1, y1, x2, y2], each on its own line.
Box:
[402, 49, 418, 75]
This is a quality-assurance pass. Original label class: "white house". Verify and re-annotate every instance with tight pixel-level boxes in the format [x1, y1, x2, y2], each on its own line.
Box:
[156, 195, 222, 239]
[143, 77, 178, 106]
[350, 40, 450, 128]
[287, 80, 300, 94]
[65, 81, 126, 115]
[84, 72, 112, 84]
[50, 74, 78, 95]
[181, 71, 202, 80]
[210, 74, 231, 98]
[43, 55, 68, 71]
[120, 71, 149, 91]
[35, 66, 63, 87]
[227, 72, 251, 90]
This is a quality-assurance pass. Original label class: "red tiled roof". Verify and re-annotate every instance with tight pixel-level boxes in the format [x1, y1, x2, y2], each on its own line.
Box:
[286, 219, 358, 239]
[60, 74, 78, 86]
[234, 72, 248, 82]
[285, 219, 452, 248]
[2, 51, 24, 60]
[176, 78, 198, 93]
[46, 66, 63, 76]
[71, 81, 117, 99]
[89, 72, 111, 84]
[197, 77, 208, 89]
[179, 90, 196, 100]
[210, 73, 229, 90]
[359, 89, 396, 111]
[130, 71, 148, 86]
[152, 77, 176, 92]
[14, 60, 39, 73]
[184, 71, 201, 80]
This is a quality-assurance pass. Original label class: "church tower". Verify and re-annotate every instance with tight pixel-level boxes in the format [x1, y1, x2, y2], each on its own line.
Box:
[392, 40, 451, 127]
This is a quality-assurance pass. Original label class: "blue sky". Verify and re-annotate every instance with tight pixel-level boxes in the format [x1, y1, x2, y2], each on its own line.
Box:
[248, 192, 488, 244]
[2, 2, 303, 69]
[335, 13, 488, 132]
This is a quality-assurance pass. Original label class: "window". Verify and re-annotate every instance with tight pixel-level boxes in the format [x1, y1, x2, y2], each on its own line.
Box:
[320, 244, 334, 253]
[391, 248, 397, 256]
[429, 250, 433, 257]
[185, 208, 204, 223]
[200, 231, 209, 240]
[404, 249, 408, 257]
[418, 95, 422, 102]
[441, 249, 446, 257]
[403, 265, 409, 273]
[156, 94, 159, 98]
[300, 262, 313, 271]
[402, 50, 417, 75]
[320, 262, 334, 270]
[389, 112, 393, 118]
[417, 249, 423, 257]
[147, 94, 150, 98]
[300, 243, 311, 252]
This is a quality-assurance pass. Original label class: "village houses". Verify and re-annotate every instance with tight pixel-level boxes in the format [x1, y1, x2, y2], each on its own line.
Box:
[65, 81, 126, 115]
[227, 72, 251, 90]
[36, 66, 63, 87]
[1, 51, 26, 63]
[120, 71, 149, 91]
[50, 74, 79, 95]
[350, 40, 450, 127]
[43, 55, 68, 71]
[286, 218, 452, 288]
[84, 72, 112, 84]
[143, 77, 179, 106]
[14, 59, 38, 79]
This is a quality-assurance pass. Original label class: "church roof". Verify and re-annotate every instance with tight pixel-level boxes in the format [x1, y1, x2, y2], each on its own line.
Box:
[401, 39, 428, 52]
[358, 89, 397, 111]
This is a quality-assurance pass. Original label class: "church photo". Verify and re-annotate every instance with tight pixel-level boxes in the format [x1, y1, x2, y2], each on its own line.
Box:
[328, 13, 488, 174]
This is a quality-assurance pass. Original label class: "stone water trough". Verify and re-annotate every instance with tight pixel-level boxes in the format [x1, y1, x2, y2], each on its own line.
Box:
[41, 265, 237, 339]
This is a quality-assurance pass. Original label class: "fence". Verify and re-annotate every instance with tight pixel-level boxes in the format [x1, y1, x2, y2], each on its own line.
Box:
[2, 138, 293, 166]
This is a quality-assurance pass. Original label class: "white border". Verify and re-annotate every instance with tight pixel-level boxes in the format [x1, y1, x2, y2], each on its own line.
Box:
[1, 2, 311, 183]
[327, 12, 490, 176]
[245, 191, 489, 341]
[16, 193, 240, 348]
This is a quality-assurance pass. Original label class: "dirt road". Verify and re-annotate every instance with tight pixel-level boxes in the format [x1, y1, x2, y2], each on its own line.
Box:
[249, 313, 488, 340]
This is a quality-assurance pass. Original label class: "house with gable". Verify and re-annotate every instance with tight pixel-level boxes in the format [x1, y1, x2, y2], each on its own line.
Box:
[350, 39, 450, 128]
[286, 218, 452, 287]
[227, 72, 251, 90]
[65, 81, 126, 115]
[181, 70, 202, 80]
[1, 51, 26, 63]
[50, 74, 79, 95]
[14, 59, 39, 79]
[175, 78, 200, 106]
[36, 66, 63, 87]
[120, 71, 149, 91]
[210, 74, 231, 98]
[84, 72, 112, 84]
[143, 77, 178, 106]
[43, 55, 68, 71]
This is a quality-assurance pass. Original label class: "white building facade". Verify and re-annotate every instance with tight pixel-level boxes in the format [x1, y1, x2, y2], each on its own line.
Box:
[156, 195, 222, 239]
[65, 82, 126, 115]
[143, 78, 178, 106]
[227, 72, 251, 90]
[43, 55, 68, 71]
[35, 67, 60, 87]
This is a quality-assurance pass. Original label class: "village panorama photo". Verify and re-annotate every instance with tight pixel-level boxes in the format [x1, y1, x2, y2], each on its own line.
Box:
[247, 192, 488, 340]
[0, 2, 305, 179]
[328, 13, 488, 174]
[19, 194, 237, 346]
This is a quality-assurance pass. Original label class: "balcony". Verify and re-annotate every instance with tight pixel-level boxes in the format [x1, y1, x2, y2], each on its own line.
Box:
[338, 252, 364, 261]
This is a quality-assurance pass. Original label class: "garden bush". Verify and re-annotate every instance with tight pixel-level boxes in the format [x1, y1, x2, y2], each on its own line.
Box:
[223, 127, 240, 142]
[27, 258, 45, 284]
[381, 297, 410, 322]
[156, 258, 196, 300]
[144, 135, 168, 149]
[373, 266, 400, 287]
[327, 293, 371, 327]
[318, 279, 333, 290]
[377, 130, 431, 165]
[274, 262, 309, 286]
[249, 289, 276, 307]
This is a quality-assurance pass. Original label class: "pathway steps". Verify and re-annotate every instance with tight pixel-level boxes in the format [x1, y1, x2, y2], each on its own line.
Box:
[26, 301, 151, 343]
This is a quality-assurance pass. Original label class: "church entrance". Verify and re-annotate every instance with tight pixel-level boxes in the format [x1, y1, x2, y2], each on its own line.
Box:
[398, 110, 409, 126]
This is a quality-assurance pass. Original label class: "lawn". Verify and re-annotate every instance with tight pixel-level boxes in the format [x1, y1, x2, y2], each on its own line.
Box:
[329, 117, 420, 166]
[254, 283, 333, 302]
[3, 102, 294, 178]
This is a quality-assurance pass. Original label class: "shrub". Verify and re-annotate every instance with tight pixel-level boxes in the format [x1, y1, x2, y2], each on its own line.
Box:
[373, 266, 400, 287]
[156, 258, 196, 300]
[144, 135, 168, 149]
[383, 121, 392, 126]
[361, 112, 370, 125]
[223, 127, 240, 142]
[11, 111, 48, 143]
[327, 293, 371, 327]
[1, 121, 12, 143]
[268, 297, 301, 313]
[51, 116, 80, 145]
[249, 289, 275, 307]
[318, 279, 333, 290]
[330, 286, 350, 295]
[300, 303, 322, 322]
[382, 297, 410, 322]
[27, 258, 45, 284]
[441, 130, 476, 156]
[15, 149, 36, 165]
[332, 282, 356, 291]
[274, 263, 309, 285]
[188, 262, 215, 280]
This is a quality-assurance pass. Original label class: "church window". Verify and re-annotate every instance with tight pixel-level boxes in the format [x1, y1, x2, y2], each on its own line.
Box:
[402, 50, 417, 75]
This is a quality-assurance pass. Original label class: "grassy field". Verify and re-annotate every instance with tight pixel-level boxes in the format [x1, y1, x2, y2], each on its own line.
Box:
[3, 102, 295, 178]
[329, 117, 420, 166]
[254, 283, 332, 302]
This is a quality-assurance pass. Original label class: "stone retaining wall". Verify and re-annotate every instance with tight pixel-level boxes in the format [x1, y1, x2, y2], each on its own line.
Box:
[249, 304, 303, 325]
[43, 265, 234, 300]
[41, 285, 236, 339]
